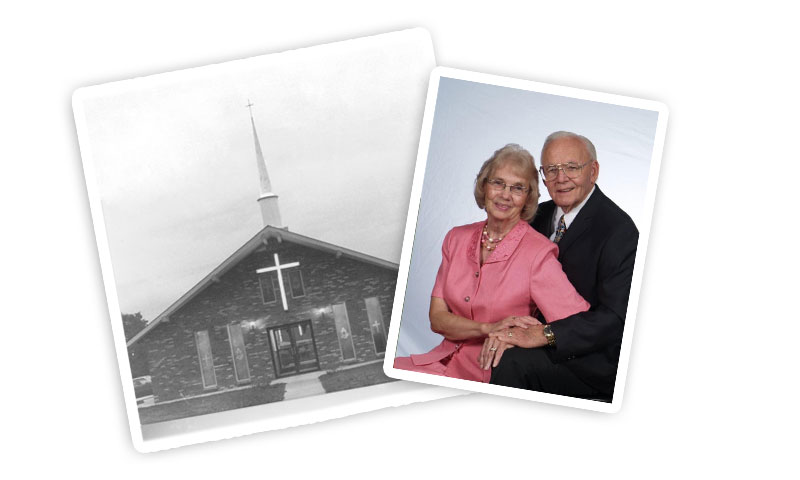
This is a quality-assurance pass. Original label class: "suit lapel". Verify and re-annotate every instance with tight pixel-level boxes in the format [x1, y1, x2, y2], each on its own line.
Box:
[555, 186, 606, 258]
[555, 215, 591, 257]
[531, 202, 556, 238]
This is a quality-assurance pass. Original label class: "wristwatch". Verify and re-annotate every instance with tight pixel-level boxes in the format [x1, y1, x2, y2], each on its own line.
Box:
[543, 324, 556, 347]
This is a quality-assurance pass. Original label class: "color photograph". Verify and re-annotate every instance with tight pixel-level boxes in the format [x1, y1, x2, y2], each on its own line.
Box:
[385, 68, 668, 412]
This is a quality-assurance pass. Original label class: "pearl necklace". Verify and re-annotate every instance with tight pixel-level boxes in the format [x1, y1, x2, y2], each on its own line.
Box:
[481, 225, 507, 251]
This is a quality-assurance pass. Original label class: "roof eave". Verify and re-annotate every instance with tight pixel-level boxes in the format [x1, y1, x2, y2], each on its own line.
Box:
[126, 226, 398, 347]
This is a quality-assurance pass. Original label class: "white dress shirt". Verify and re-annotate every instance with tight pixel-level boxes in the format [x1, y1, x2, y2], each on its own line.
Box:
[549, 185, 596, 241]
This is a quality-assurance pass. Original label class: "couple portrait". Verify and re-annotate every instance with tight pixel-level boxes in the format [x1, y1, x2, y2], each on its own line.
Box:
[387, 70, 666, 409]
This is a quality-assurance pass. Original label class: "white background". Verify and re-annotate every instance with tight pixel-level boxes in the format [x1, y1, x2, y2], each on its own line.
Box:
[2, 1, 797, 477]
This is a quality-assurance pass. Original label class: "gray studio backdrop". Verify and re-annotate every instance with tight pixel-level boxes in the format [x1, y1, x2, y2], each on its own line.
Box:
[395, 77, 660, 357]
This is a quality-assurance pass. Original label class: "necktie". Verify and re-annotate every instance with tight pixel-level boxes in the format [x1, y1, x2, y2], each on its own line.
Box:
[554, 215, 566, 244]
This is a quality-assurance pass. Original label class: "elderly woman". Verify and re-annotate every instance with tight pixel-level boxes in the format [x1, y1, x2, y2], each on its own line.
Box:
[393, 144, 589, 382]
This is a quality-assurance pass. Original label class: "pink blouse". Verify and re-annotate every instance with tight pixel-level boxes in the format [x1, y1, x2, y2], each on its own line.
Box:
[397, 220, 589, 383]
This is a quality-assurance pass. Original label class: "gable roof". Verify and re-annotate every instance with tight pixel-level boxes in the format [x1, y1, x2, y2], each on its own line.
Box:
[127, 226, 397, 347]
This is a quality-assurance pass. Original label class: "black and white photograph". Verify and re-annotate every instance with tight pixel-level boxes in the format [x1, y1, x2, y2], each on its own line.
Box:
[6, 2, 799, 477]
[385, 68, 668, 412]
[73, 28, 458, 452]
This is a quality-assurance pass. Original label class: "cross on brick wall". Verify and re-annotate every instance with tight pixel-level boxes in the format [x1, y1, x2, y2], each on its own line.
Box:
[256, 253, 300, 311]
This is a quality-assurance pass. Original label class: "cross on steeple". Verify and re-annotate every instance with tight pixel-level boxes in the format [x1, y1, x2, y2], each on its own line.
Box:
[245, 99, 254, 117]
[256, 253, 300, 311]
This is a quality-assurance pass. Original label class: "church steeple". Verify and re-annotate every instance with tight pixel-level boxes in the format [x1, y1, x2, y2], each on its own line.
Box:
[247, 100, 286, 229]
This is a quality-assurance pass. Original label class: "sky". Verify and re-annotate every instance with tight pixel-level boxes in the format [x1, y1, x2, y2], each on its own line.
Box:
[395, 75, 662, 356]
[75, 29, 435, 321]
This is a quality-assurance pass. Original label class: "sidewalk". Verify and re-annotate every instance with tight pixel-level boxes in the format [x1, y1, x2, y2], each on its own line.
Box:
[271, 371, 326, 400]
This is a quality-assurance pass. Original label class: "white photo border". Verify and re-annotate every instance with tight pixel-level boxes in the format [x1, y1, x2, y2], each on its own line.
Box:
[383, 67, 669, 413]
[73, 30, 465, 453]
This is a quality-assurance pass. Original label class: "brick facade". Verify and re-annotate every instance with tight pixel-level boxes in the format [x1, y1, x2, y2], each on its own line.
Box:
[140, 235, 397, 403]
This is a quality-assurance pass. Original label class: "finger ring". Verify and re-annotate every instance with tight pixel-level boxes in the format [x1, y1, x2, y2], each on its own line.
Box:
[489, 347, 497, 351]
[508, 331, 513, 337]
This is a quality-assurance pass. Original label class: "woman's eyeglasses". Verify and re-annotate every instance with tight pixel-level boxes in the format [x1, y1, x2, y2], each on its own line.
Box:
[486, 179, 529, 197]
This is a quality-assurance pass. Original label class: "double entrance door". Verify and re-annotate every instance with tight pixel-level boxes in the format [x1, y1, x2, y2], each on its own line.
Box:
[268, 320, 320, 378]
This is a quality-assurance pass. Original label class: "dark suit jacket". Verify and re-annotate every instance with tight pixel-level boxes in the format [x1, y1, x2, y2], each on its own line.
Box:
[531, 185, 638, 397]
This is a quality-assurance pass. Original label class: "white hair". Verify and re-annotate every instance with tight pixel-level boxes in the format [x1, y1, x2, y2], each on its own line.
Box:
[541, 131, 597, 163]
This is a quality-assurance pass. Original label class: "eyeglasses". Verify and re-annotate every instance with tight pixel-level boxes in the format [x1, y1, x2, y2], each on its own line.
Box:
[485, 179, 529, 197]
[539, 161, 593, 181]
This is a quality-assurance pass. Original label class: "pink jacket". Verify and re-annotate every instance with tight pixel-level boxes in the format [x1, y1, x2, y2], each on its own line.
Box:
[408, 220, 589, 382]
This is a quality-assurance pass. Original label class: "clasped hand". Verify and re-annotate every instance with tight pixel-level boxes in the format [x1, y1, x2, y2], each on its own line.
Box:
[478, 315, 542, 370]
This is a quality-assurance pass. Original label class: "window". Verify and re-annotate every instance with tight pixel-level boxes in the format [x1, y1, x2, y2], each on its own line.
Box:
[365, 297, 387, 354]
[258, 274, 280, 304]
[227, 324, 251, 383]
[287, 270, 305, 298]
[195, 330, 217, 389]
[332, 303, 356, 361]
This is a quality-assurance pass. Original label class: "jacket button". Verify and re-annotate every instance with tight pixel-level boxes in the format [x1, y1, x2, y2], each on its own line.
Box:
[475, 271, 479, 277]
[464, 296, 470, 302]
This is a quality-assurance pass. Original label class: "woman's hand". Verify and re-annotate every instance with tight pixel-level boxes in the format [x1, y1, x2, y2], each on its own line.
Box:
[479, 336, 514, 370]
[477, 316, 540, 370]
[487, 315, 541, 334]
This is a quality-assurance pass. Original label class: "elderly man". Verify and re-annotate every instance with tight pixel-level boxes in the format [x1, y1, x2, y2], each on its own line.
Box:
[487, 131, 638, 401]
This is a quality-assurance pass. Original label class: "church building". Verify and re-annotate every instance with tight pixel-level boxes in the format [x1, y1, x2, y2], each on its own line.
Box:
[127, 108, 397, 404]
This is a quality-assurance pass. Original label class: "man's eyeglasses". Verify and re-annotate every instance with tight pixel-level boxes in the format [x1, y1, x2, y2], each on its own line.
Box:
[539, 161, 592, 181]
[486, 179, 529, 197]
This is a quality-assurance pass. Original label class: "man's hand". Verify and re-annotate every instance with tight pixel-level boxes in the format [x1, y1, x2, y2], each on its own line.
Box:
[489, 324, 549, 349]
[486, 315, 540, 334]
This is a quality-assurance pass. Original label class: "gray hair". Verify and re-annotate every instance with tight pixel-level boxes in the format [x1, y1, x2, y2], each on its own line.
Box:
[541, 131, 597, 163]
[474, 144, 539, 222]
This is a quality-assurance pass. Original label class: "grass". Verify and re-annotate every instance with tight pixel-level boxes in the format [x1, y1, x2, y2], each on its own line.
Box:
[318, 361, 397, 394]
[137, 383, 286, 425]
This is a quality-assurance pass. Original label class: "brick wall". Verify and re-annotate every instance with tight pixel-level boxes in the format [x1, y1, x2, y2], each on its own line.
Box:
[143, 238, 397, 403]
